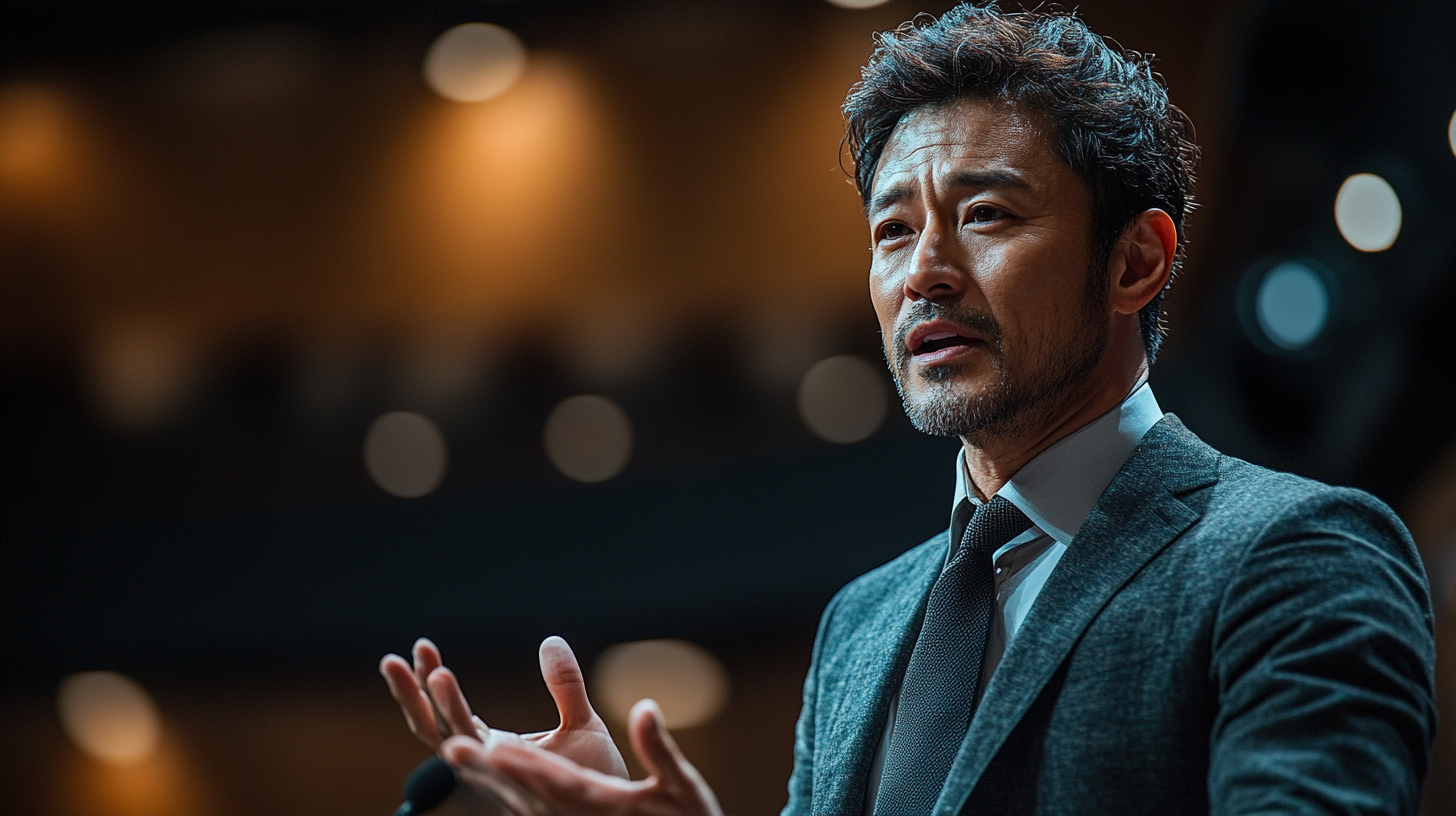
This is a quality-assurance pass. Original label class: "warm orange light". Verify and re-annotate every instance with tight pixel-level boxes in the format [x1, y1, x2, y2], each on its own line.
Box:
[0, 82, 71, 189]
[60, 737, 212, 816]
[376, 54, 624, 330]
[56, 672, 212, 816]
[0, 79, 124, 243]
[58, 672, 161, 766]
[593, 639, 730, 730]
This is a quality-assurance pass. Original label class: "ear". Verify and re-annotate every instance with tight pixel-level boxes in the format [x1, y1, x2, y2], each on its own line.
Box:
[1107, 208, 1177, 316]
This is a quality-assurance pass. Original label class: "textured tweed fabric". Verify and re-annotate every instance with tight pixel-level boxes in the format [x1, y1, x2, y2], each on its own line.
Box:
[783, 416, 1435, 816]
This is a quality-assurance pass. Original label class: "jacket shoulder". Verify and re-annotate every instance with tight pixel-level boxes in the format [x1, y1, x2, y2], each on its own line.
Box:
[1144, 415, 1411, 554]
[1201, 451, 1412, 553]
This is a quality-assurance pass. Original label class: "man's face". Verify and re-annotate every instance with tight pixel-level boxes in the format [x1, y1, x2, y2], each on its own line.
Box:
[867, 97, 1108, 443]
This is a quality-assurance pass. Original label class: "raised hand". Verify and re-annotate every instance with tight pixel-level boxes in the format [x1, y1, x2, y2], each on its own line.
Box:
[444, 698, 724, 816]
[380, 636, 628, 779]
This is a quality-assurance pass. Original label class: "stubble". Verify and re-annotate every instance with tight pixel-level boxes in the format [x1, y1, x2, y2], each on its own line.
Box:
[885, 293, 1108, 448]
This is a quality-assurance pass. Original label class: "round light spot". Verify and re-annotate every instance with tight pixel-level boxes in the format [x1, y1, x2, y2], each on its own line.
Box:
[797, 355, 889, 444]
[543, 395, 633, 483]
[592, 639, 729, 730]
[1334, 173, 1401, 252]
[58, 672, 161, 766]
[0, 83, 69, 186]
[1255, 261, 1330, 350]
[825, 0, 893, 8]
[423, 23, 527, 103]
[364, 411, 448, 498]
[90, 323, 200, 431]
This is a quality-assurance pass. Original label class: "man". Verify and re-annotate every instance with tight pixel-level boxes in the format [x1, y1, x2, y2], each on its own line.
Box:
[381, 5, 1437, 814]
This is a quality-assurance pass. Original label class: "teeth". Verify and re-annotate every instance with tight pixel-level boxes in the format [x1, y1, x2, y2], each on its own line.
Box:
[923, 331, 958, 342]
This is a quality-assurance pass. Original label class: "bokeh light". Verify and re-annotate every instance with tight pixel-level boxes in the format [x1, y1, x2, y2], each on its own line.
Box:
[89, 324, 200, 431]
[1334, 172, 1402, 252]
[797, 355, 889, 444]
[543, 394, 633, 483]
[0, 82, 70, 188]
[824, 0, 894, 8]
[1448, 109, 1455, 158]
[363, 411, 448, 498]
[390, 55, 612, 330]
[423, 23, 527, 103]
[1253, 261, 1330, 351]
[58, 672, 161, 766]
[592, 639, 730, 730]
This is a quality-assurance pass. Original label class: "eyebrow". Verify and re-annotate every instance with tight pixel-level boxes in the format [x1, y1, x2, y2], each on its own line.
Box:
[867, 168, 1032, 216]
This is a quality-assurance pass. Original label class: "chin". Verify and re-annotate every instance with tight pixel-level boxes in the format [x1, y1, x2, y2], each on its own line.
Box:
[901, 376, 1010, 439]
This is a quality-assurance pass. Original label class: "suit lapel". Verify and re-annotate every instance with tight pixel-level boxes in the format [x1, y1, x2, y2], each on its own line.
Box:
[934, 416, 1219, 815]
[814, 535, 944, 815]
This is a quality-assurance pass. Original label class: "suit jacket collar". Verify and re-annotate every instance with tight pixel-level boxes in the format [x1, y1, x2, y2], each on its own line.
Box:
[934, 414, 1220, 815]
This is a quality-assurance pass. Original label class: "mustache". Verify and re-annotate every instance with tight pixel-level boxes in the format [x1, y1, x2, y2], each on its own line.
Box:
[890, 301, 1003, 370]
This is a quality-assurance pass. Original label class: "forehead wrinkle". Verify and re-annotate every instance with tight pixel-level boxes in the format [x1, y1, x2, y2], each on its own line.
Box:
[867, 100, 1065, 215]
[871, 151, 1039, 215]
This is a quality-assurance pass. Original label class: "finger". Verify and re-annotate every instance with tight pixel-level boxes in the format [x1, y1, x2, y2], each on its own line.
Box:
[446, 736, 639, 812]
[427, 666, 479, 739]
[379, 654, 441, 748]
[412, 638, 444, 691]
[628, 699, 696, 794]
[538, 636, 596, 730]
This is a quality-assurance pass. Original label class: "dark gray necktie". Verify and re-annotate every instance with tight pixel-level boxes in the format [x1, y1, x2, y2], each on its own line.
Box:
[873, 495, 1031, 815]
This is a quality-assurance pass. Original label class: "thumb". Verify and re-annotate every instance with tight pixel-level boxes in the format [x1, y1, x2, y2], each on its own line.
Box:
[538, 636, 596, 730]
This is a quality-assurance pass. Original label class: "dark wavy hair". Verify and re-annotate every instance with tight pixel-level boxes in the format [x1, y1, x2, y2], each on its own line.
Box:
[843, 3, 1199, 363]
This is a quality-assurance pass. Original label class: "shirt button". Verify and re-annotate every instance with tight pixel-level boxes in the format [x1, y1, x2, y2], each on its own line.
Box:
[995, 567, 1003, 575]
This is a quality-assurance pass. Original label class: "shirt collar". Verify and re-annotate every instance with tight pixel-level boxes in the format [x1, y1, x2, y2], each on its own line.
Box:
[951, 382, 1163, 547]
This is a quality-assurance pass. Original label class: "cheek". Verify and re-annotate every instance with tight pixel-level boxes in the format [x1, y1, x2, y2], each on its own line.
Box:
[868, 266, 901, 331]
[978, 242, 1077, 347]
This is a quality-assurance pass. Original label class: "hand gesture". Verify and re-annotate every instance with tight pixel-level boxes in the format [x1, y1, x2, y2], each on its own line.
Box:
[380, 636, 629, 779]
[444, 698, 724, 816]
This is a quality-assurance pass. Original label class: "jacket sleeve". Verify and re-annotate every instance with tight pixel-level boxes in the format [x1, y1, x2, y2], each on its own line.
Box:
[783, 591, 843, 816]
[1208, 488, 1437, 816]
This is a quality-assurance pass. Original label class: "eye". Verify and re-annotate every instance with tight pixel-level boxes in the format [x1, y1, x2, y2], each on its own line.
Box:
[877, 222, 912, 243]
[968, 204, 1007, 223]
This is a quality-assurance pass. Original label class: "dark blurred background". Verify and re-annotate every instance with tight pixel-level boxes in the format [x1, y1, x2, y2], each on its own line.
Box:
[2, 0, 1453, 813]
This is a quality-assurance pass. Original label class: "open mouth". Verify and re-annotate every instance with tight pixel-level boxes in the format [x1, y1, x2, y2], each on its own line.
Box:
[915, 331, 978, 355]
[908, 322, 985, 364]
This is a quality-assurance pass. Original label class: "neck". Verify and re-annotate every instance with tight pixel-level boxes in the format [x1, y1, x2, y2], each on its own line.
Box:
[961, 352, 1148, 499]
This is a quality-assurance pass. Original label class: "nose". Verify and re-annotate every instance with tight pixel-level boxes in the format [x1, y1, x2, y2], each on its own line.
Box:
[904, 217, 966, 303]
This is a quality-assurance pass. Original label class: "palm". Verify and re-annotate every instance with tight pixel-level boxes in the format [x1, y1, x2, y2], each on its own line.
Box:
[526, 713, 627, 778]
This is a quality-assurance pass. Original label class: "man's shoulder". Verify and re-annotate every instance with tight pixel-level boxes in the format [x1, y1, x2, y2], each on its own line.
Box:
[1141, 415, 1412, 554]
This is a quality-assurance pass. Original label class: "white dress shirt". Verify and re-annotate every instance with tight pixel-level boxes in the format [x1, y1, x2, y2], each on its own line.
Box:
[863, 383, 1164, 814]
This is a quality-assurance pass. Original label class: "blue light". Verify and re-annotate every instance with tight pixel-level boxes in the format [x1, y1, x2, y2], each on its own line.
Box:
[1255, 261, 1330, 351]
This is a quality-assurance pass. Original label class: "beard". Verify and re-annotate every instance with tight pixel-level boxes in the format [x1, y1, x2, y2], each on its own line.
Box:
[885, 290, 1108, 446]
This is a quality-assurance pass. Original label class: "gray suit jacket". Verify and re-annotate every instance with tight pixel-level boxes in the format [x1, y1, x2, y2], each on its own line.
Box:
[783, 416, 1436, 816]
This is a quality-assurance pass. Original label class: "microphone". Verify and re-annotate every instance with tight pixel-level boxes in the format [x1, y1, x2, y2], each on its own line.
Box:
[393, 755, 458, 816]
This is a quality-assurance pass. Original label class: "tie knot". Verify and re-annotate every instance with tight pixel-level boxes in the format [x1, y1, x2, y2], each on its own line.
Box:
[959, 494, 1031, 557]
